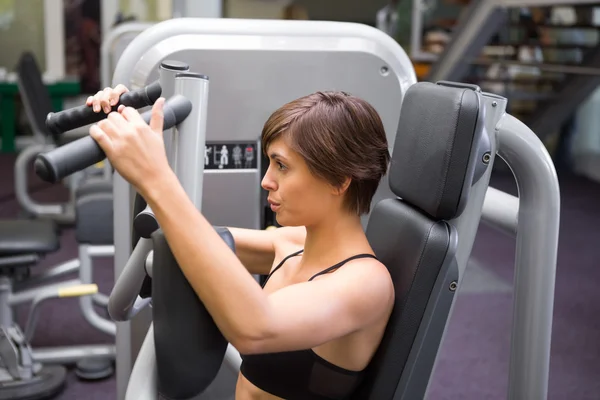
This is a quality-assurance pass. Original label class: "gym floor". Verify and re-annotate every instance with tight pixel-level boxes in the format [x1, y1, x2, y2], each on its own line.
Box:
[1, 154, 598, 400]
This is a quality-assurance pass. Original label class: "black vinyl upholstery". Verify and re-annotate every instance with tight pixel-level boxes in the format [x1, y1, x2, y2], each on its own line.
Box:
[353, 200, 453, 399]
[152, 227, 234, 399]
[75, 179, 114, 245]
[16, 52, 55, 139]
[353, 81, 488, 399]
[0, 220, 59, 257]
[389, 81, 484, 220]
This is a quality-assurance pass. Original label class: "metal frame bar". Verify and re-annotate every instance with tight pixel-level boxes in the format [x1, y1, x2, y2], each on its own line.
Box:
[32, 345, 115, 365]
[100, 22, 155, 88]
[10, 279, 81, 306]
[481, 186, 519, 236]
[0, 274, 116, 372]
[122, 64, 210, 400]
[13, 143, 74, 223]
[496, 112, 560, 399]
[13, 259, 80, 291]
[79, 244, 116, 336]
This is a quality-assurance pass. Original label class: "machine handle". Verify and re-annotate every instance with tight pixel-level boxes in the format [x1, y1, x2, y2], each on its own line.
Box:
[34, 95, 193, 183]
[45, 81, 163, 135]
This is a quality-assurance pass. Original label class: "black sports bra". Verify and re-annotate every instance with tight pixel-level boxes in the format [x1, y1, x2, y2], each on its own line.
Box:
[240, 249, 378, 400]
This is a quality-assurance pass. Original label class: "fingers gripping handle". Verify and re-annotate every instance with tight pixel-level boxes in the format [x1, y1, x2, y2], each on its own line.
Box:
[45, 81, 163, 135]
[34, 95, 193, 183]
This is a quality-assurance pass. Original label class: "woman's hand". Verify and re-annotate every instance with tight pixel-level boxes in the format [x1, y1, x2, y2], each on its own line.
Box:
[88, 87, 173, 198]
[86, 85, 129, 114]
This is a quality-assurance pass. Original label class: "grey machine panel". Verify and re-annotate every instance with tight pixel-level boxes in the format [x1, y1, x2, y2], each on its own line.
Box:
[114, 18, 417, 229]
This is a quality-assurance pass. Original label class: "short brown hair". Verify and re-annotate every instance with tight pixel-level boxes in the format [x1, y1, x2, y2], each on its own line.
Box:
[261, 91, 390, 215]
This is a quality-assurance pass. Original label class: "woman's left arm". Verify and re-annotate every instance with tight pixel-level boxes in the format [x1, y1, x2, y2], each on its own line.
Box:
[145, 177, 393, 355]
[144, 172, 277, 350]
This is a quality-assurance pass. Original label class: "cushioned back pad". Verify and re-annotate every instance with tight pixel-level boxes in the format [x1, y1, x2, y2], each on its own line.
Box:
[352, 198, 451, 399]
[152, 228, 231, 399]
[0, 220, 59, 256]
[389, 82, 482, 220]
[17, 52, 55, 136]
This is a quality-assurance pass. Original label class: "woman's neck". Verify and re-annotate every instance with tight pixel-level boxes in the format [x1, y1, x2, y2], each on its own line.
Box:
[299, 212, 372, 272]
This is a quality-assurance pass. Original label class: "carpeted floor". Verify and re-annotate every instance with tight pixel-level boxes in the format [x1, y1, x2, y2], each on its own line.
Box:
[1, 153, 599, 399]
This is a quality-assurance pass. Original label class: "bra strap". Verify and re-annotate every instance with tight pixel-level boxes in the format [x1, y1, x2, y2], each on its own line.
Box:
[261, 249, 304, 287]
[308, 254, 378, 281]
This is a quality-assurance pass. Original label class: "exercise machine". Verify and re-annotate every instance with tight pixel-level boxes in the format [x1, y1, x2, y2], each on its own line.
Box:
[0, 215, 116, 399]
[14, 51, 116, 345]
[94, 17, 556, 399]
[35, 65, 560, 400]
[107, 19, 416, 397]
[0, 53, 123, 396]
[35, 18, 558, 400]
[14, 51, 110, 224]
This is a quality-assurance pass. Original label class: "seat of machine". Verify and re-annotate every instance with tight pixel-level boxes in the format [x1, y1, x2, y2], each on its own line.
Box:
[0, 220, 59, 257]
[76, 178, 113, 198]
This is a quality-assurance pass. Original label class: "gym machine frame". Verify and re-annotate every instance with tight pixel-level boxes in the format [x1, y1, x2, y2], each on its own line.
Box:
[39, 74, 560, 400]
[36, 17, 559, 398]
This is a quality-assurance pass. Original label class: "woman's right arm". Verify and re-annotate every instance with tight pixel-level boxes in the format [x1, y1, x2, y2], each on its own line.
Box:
[228, 226, 306, 275]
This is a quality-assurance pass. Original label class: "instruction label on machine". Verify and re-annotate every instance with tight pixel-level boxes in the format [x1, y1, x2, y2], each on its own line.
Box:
[204, 142, 258, 170]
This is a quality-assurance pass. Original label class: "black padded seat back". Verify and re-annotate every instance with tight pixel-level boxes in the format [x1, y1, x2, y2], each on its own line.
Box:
[353, 200, 456, 399]
[75, 179, 114, 245]
[152, 227, 234, 399]
[354, 81, 489, 399]
[0, 220, 59, 256]
[16, 52, 55, 138]
[389, 81, 488, 220]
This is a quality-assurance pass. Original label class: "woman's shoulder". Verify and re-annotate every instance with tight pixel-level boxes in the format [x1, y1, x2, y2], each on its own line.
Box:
[271, 226, 306, 257]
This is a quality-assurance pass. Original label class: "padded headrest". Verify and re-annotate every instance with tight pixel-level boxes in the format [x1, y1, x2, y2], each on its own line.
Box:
[389, 81, 489, 220]
[16, 52, 54, 137]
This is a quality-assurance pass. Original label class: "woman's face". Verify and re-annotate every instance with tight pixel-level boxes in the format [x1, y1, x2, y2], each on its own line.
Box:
[261, 137, 344, 227]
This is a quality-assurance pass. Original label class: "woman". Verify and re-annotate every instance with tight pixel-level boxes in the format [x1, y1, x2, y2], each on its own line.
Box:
[88, 86, 395, 399]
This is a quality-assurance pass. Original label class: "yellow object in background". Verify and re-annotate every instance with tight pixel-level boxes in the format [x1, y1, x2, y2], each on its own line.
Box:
[58, 284, 98, 298]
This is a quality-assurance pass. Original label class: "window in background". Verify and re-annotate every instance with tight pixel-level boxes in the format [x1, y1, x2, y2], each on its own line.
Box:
[0, 0, 45, 75]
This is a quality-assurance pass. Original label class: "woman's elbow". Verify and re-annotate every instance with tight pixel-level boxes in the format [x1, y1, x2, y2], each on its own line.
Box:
[229, 319, 276, 355]
[230, 331, 271, 355]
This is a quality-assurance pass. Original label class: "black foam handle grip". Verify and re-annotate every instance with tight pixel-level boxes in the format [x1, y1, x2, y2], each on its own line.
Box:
[45, 81, 163, 135]
[35, 95, 193, 183]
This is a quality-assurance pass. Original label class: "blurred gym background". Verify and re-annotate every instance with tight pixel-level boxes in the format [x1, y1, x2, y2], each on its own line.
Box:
[0, 1, 599, 399]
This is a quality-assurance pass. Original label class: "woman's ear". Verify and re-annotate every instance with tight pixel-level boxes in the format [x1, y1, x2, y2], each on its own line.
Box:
[333, 177, 352, 196]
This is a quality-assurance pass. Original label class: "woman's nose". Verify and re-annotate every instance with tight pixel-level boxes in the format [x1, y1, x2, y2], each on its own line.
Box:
[261, 169, 277, 191]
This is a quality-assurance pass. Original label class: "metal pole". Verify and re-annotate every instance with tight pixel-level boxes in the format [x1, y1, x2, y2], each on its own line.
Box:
[480, 186, 519, 236]
[159, 61, 190, 169]
[447, 93, 508, 274]
[496, 113, 560, 400]
[410, 0, 423, 59]
[123, 71, 211, 399]
[172, 72, 210, 206]
[100, 22, 154, 88]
